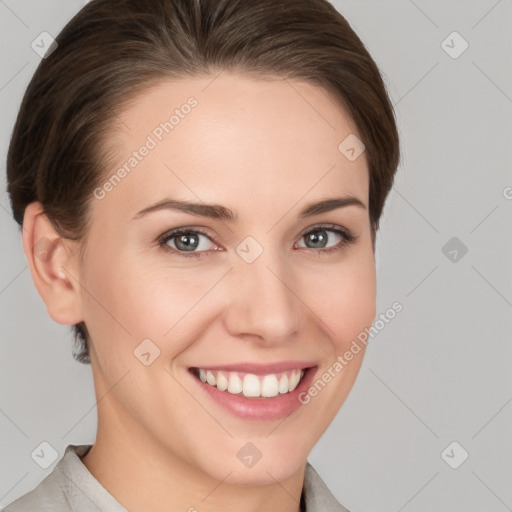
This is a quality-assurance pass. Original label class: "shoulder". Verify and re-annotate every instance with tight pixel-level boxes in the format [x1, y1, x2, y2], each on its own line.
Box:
[1, 467, 64, 511]
[1, 445, 87, 511]
[1, 444, 125, 512]
[303, 461, 352, 512]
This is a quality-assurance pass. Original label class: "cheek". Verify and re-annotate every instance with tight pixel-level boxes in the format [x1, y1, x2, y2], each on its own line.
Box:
[303, 250, 377, 347]
[79, 243, 215, 361]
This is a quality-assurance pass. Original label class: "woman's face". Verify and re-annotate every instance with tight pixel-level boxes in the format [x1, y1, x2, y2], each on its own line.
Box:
[78, 72, 376, 484]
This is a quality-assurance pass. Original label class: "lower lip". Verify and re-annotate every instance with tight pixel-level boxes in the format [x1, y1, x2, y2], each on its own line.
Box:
[188, 366, 318, 421]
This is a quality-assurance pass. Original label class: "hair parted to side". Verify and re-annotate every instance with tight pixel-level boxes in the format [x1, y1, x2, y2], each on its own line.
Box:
[6, 0, 401, 365]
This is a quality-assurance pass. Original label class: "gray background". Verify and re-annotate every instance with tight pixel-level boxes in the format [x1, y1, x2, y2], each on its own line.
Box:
[1, 1, 511, 510]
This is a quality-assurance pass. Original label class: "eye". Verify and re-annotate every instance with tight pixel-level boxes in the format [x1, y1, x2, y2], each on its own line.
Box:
[295, 224, 356, 255]
[158, 228, 218, 258]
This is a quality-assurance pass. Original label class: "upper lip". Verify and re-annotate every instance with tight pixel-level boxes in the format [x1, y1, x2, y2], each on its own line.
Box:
[190, 361, 316, 375]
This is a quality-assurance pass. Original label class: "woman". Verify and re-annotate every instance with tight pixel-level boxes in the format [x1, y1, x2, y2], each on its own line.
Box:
[4, 0, 400, 510]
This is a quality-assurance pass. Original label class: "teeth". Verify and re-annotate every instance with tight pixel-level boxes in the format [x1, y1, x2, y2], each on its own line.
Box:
[261, 375, 279, 397]
[278, 374, 289, 394]
[243, 374, 261, 397]
[227, 373, 243, 394]
[216, 372, 228, 391]
[206, 370, 216, 386]
[194, 368, 306, 398]
[289, 370, 301, 391]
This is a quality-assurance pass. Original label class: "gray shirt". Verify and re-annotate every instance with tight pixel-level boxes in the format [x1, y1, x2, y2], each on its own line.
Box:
[2, 445, 350, 511]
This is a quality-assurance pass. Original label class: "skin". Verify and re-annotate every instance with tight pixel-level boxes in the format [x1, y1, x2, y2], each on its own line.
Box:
[23, 72, 376, 512]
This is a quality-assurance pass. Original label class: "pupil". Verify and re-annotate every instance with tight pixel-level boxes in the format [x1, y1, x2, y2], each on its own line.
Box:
[308, 230, 326, 248]
[177, 233, 198, 251]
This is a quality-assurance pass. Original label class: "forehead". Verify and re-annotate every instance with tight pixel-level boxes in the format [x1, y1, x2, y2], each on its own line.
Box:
[94, 73, 369, 222]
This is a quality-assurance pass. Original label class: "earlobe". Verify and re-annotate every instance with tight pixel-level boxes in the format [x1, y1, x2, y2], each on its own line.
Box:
[22, 202, 84, 326]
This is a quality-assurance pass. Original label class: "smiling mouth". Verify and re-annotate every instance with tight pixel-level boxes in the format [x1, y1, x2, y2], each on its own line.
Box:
[189, 366, 313, 399]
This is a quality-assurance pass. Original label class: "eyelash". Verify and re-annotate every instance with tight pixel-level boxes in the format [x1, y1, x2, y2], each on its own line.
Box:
[157, 224, 357, 259]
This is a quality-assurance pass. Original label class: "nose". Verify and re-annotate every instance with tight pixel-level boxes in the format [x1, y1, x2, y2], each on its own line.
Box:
[222, 249, 301, 345]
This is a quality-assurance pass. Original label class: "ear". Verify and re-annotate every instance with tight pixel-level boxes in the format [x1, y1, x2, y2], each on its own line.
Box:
[22, 202, 84, 326]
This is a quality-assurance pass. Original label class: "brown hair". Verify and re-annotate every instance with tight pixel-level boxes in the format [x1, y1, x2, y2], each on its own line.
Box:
[6, 0, 400, 365]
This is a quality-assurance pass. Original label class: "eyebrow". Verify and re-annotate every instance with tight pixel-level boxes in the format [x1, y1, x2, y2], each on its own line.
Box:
[132, 195, 366, 222]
